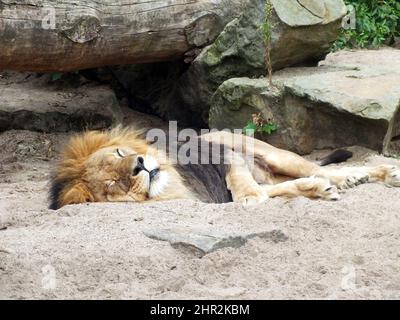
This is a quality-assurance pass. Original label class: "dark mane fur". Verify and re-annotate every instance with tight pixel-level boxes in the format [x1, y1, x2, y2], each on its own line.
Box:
[174, 138, 232, 203]
[48, 175, 68, 210]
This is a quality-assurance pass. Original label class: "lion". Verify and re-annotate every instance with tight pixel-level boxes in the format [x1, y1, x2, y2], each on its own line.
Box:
[49, 127, 400, 209]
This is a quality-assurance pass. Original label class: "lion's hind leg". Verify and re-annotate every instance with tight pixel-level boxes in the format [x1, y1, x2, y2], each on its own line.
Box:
[226, 152, 269, 206]
[320, 167, 370, 190]
[320, 164, 400, 189]
[366, 164, 400, 187]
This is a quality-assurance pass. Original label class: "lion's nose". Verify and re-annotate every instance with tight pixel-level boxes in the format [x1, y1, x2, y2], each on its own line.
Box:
[133, 157, 146, 176]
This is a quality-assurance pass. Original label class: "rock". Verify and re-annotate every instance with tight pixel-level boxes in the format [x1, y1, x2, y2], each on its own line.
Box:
[210, 49, 400, 155]
[114, 0, 346, 126]
[143, 226, 288, 256]
[0, 72, 122, 132]
[394, 37, 400, 49]
[0, 247, 14, 254]
[271, 0, 346, 26]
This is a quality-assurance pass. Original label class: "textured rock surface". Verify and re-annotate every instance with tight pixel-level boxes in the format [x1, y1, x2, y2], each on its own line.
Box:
[210, 49, 400, 155]
[115, 0, 346, 126]
[271, 0, 346, 26]
[144, 227, 288, 256]
[0, 72, 122, 132]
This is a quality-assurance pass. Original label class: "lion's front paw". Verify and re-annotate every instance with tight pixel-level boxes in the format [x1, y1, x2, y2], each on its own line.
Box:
[295, 177, 341, 201]
[381, 165, 400, 187]
[344, 172, 369, 189]
[317, 182, 340, 201]
[236, 191, 269, 206]
[333, 172, 369, 190]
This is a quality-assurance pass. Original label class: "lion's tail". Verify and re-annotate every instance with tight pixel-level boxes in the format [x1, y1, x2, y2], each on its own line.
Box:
[318, 149, 353, 166]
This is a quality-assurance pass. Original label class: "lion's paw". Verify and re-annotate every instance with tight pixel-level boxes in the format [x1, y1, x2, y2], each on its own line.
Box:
[334, 171, 369, 190]
[295, 177, 341, 201]
[239, 192, 269, 206]
[316, 181, 340, 201]
[345, 172, 369, 188]
[381, 165, 400, 187]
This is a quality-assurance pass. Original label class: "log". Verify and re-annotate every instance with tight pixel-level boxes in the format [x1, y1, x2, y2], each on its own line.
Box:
[0, 0, 239, 72]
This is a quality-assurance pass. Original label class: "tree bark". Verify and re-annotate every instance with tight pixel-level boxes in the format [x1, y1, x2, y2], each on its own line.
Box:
[0, 0, 239, 72]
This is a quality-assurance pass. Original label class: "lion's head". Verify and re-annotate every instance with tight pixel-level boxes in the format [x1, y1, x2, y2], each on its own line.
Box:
[49, 127, 190, 209]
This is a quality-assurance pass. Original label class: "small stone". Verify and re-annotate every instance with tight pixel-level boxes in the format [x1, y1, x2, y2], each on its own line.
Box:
[0, 247, 15, 254]
[352, 255, 365, 265]
[318, 266, 328, 274]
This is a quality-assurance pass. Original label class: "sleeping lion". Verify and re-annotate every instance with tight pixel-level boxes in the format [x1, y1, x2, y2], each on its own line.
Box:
[49, 127, 400, 209]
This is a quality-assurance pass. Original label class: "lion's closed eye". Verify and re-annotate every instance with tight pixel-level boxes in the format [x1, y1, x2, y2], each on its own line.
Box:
[115, 148, 136, 159]
[116, 148, 125, 158]
[106, 180, 116, 188]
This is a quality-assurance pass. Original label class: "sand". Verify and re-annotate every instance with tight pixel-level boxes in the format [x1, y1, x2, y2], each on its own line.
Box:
[1, 127, 400, 300]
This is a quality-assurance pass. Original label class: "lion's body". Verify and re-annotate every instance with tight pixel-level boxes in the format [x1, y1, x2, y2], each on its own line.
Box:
[50, 127, 400, 209]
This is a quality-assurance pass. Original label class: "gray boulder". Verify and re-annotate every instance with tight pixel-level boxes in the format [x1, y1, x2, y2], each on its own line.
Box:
[271, 0, 347, 26]
[115, 0, 346, 126]
[209, 49, 400, 155]
[0, 72, 122, 132]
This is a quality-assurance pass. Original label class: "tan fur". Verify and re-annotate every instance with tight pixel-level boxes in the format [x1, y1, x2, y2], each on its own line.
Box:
[52, 127, 195, 208]
[202, 131, 400, 204]
[51, 128, 400, 209]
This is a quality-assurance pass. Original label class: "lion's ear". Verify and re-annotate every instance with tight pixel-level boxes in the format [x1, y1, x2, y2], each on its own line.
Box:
[61, 182, 94, 207]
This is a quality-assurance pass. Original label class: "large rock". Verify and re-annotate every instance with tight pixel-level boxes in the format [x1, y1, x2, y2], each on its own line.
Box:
[144, 227, 288, 257]
[115, 0, 346, 126]
[271, 0, 347, 26]
[210, 49, 400, 155]
[0, 72, 122, 132]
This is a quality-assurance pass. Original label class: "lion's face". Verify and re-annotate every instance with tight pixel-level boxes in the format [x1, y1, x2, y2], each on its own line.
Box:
[49, 128, 183, 209]
[83, 145, 170, 203]
[50, 128, 182, 209]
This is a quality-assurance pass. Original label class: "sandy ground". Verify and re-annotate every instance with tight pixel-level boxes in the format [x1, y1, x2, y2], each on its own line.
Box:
[1, 125, 400, 300]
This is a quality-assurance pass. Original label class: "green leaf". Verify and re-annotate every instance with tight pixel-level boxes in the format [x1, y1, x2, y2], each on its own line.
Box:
[243, 122, 257, 136]
[261, 123, 277, 135]
[332, 0, 400, 50]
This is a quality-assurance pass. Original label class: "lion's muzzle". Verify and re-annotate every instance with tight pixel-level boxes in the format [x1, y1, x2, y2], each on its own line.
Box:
[133, 155, 160, 182]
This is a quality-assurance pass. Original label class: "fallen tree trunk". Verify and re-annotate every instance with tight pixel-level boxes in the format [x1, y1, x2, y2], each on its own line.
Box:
[0, 0, 239, 72]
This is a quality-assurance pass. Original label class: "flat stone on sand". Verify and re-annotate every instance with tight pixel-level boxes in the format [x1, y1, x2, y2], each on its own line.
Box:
[144, 227, 288, 256]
